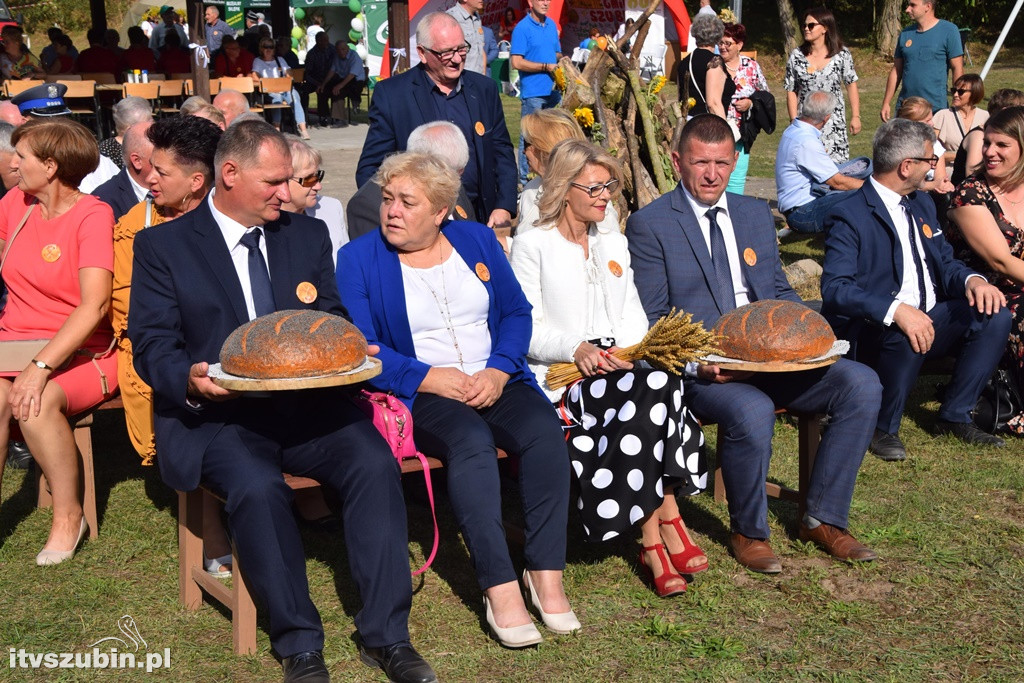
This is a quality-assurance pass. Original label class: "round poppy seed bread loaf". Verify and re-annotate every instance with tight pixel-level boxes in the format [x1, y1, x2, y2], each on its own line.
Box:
[220, 310, 367, 378]
[711, 300, 835, 362]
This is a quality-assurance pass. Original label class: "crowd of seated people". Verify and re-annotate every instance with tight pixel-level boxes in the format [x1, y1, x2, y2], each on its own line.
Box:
[2, 11, 1024, 683]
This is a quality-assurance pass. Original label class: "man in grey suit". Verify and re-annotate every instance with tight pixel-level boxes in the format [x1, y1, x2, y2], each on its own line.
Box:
[626, 115, 882, 573]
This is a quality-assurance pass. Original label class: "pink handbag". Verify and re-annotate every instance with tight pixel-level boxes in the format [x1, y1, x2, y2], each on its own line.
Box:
[353, 390, 438, 575]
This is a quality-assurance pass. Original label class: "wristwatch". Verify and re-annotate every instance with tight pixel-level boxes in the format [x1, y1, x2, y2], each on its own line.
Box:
[31, 359, 54, 371]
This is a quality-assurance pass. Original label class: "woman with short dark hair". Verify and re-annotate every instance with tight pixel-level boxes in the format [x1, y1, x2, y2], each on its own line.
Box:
[0, 118, 117, 565]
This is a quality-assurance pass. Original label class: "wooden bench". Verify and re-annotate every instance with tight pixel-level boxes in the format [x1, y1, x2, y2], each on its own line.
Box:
[35, 395, 123, 540]
[178, 449, 508, 655]
[710, 410, 821, 521]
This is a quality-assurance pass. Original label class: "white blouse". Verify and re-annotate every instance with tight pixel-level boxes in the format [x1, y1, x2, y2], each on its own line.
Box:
[401, 250, 492, 375]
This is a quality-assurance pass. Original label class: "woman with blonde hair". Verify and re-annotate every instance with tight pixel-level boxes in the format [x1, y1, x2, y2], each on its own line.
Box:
[338, 151, 577, 647]
[518, 108, 618, 234]
[281, 136, 348, 264]
[511, 139, 708, 598]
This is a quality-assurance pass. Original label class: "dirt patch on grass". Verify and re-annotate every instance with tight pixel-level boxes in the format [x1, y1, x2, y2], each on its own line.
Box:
[819, 576, 895, 602]
[984, 490, 1024, 527]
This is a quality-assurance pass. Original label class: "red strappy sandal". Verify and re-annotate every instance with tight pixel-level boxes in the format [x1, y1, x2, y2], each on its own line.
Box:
[660, 516, 710, 575]
[638, 543, 687, 598]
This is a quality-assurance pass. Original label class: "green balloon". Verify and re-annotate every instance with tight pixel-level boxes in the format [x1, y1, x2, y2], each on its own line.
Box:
[291, 37, 299, 48]
[586, 38, 596, 49]
[348, 29, 362, 42]
[348, 43, 357, 51]
[348, 0, 362, 13]
[291, 26, 304, 40]
[293, 7, 305, 20]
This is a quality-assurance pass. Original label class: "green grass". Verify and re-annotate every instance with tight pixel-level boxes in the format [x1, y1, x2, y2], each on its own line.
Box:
[3, 46, 1024, 683]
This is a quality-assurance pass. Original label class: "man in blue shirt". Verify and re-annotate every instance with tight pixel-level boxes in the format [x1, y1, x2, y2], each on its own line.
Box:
[510, 0, 562, 186]
[880, 0, 963, 119]
[776, 91, 867, 234]
[204, 5, 235, 54]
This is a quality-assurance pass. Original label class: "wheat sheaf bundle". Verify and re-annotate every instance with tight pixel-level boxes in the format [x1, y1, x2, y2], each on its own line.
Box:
[545, 308, 721, 390]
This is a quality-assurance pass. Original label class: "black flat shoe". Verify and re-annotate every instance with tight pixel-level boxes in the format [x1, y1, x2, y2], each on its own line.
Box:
[934, 420, 1006, 447]
[358, 641, 437, 683]
[282, 650, 329, 683]
[869, 429, 906, 462]
[7, 441, 33, 470]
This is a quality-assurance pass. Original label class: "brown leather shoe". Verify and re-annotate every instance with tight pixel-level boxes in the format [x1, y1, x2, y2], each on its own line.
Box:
[799, 523, 878, 562]
[729, 533, 782, 574]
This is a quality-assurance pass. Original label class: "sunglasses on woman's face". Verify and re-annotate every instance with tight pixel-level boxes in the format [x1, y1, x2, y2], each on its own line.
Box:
[291, 170, 325, 187]
[803, 22, 821, 30]
[950, 87, 969, 96]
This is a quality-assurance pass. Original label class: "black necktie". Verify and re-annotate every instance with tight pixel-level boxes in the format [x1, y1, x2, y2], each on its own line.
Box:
[239, 228, 276, 318]
[706, 208, 735, 312]
[900, 198, 928, 311]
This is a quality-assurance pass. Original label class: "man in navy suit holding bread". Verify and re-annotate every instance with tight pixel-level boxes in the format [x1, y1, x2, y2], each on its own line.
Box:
[627, 115, 882, 575]
[128, 120, 436, 683]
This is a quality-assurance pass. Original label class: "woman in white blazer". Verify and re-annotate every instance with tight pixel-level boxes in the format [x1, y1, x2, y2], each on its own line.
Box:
[510, 140, 708, 598]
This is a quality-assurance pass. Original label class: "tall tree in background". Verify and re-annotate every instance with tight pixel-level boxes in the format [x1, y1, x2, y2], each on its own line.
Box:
[776, 0, 801, 55]
[876, 0, 903, 57]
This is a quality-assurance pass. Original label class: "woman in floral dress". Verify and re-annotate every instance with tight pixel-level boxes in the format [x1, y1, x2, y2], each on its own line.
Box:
[784, 7, 861, 163]
[947, 107, 1024, 435]
[718, 23, 769, 194]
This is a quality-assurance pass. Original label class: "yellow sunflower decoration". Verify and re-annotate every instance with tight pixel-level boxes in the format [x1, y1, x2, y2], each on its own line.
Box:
[687, 97, 697, 109]
[650, 75, 667, 95]
[553, 67, 566, 93]
[574, 107, 595, 129]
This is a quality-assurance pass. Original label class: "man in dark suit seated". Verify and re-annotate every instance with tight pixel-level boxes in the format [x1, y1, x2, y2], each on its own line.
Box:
[127, 120, 437, 683]
[627, 115, 882, 573]
[356, 11, 516, 230]
[822, 118, 1011, 461]
[92, 121, 153, 222]
[347, 120, 476, 240]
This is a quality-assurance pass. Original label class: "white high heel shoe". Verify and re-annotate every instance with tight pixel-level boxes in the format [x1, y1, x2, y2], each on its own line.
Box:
[483, 595, 543, 648]
[36, 517, 89, 566]
[523, 570, 581, 635]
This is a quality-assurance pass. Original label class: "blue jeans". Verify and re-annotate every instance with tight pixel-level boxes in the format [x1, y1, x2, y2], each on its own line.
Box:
[787, 157, 873, 234]
[411, 381, 569, 590]
[685, 359, 882, 538]
[266, 87, 306, 126]
[518, 92, 561, 186]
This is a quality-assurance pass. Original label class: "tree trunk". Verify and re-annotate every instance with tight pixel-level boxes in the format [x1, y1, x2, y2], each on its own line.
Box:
[776, 0, 800, 57]
[876, 0, 903, 58]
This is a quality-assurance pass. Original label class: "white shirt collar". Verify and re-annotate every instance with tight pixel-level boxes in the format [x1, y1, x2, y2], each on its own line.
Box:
[127, 169, 150, 203]
[680, 184, 729, 219]
[869, 176, 905, 212]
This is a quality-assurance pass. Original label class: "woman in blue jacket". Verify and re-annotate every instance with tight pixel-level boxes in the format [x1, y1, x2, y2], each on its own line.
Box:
[337, 152, 577, 648]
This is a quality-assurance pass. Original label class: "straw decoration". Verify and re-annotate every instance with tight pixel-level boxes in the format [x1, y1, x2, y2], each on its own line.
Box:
[545, 308, 720, 390]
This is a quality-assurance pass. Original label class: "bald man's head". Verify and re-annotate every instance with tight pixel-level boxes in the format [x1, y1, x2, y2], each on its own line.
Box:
[213, 90, 250, 127]
[0, 101, 26, 126]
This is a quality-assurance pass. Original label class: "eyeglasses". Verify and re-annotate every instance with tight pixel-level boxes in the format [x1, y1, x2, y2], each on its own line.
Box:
[803, 22, 821, 30]
[908, 155, 939, 167]
[291, 169, 325, 187]
[949, 87, 970, 96]
[422, 44, 470, 61]
[719, 40, 737, 48]
[260, 44, 275, 50]
[571, 179, 619, 197]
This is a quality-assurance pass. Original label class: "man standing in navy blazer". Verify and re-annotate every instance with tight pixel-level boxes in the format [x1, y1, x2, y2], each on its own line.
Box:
[822, 119, 1010, 461]
[355, 12, 516, 230]
[627, 115, 882, 574]
[128, 121, 437, 683]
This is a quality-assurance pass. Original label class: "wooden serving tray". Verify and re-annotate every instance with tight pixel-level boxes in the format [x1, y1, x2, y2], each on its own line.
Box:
[208, 357, 381, 391]
[705, 356, 838, 373]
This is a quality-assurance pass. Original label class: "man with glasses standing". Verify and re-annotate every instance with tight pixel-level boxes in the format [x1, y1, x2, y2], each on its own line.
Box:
[822, 118, 1010, 461]
[510, 0, 562, 187]
[357, 12, 516, 230]
[880, 0, 963, 121]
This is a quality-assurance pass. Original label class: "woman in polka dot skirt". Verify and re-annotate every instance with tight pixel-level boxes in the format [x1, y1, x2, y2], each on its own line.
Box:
[510, 140, 709, 598]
